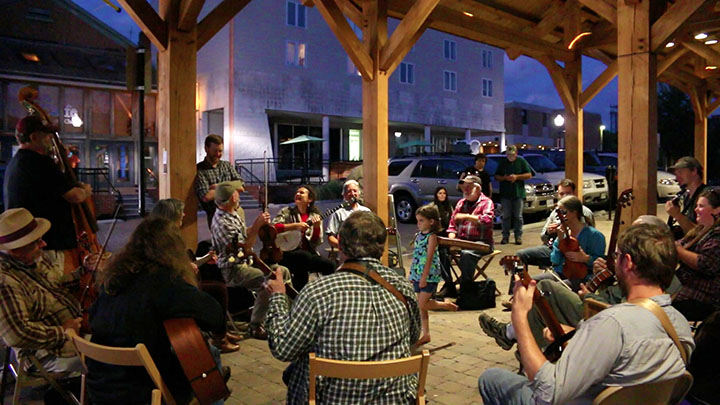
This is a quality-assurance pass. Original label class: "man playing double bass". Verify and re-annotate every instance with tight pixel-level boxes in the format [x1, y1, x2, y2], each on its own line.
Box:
[4, 116, 92, 278]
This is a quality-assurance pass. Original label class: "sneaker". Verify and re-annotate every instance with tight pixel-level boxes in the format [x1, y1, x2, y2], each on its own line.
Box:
[478, 313, 514, 350]
[499, 238, 509, 245]
[515, 237, 522, 245]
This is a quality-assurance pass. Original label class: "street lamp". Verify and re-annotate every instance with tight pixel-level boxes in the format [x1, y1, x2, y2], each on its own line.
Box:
[553, 114, 564, 127]
[599, 124, 606, 151]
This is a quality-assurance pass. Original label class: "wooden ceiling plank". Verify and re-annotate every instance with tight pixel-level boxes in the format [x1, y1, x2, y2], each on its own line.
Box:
[534, 0, 568, 40]
[178, 0, 205, 31]
[651, 0, 711, 52]
[197, 0, 252, 50]
[117, 0, 168, 51]
[336, 0, 364, 27]
[658, 45, 689, 75]
[380, 0, 439, 73]
[538, 55, 576, 113]
[580, 60, 617, 107]
[578, 0, 617, 25]
[315, 0, 374, 79]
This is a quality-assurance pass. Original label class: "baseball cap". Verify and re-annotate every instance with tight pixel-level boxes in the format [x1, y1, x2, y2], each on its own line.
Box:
[669, 156, 702, 171]
[15, 115, 56, 138]
[460, 175, 482, 188]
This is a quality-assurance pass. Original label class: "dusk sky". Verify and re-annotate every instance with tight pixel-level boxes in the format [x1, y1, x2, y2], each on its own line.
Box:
[73, 0, 617, 125]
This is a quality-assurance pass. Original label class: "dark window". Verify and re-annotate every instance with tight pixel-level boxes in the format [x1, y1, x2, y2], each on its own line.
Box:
[438, 160, 465, 179]
[389, 160, 411, 176]
[412, 160, 438, 177]
[522, 109, 528, 125]
[542, 113, 548, 127]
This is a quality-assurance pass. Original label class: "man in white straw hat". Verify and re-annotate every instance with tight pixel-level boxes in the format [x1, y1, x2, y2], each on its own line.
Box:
[0, 208, 83, 373]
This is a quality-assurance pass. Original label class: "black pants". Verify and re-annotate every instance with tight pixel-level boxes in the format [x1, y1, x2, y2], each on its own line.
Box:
[279, 249, 335, 291]
[673, 299, 717, 322]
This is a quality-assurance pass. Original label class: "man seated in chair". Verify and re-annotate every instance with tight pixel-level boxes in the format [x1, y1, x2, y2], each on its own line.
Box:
[438, 175, 494, 298]
[0, 208, 83, 374]
[265, 211, 421, 404]
[478, 221, 694, 404]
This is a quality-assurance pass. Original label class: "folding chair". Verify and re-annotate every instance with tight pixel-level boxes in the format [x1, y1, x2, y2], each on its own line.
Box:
[308, 350, 430, 405]
[448, 248, 503, 295]
[593, 371, 693, 405]
[66, 330, 175, 405]
[7, 348, 79, 405]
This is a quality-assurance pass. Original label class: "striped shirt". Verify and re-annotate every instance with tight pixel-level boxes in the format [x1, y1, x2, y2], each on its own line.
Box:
[195, 159, 243, 213]
[266, 258, 421, 404]
[0, 253, 81, 359]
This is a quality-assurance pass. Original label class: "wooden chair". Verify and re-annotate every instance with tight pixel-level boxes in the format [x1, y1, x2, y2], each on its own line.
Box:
[7, 349, 80, 405]
[448, 248, 503, 295]
[308, 350, 430, 405]
[593, 371, 693, 405]
[583, 298, 611, 320]
[66, 330, 175, 405]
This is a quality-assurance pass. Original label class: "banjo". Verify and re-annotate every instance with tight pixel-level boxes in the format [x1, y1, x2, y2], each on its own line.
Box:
[276, 198, 356, 252]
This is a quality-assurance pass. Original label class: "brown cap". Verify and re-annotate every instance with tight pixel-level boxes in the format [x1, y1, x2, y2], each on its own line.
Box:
[669, 156, 702, 172]
[460, 175, 482, 188]
[15, 115, 56, 139]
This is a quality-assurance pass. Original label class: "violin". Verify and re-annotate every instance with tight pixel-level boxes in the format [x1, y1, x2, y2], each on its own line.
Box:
[258, 151, 283, 264]
[556, 209, 587, 280]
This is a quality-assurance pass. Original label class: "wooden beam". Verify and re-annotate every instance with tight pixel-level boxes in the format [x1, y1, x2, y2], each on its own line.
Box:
[578, 0, 617, 25]
[580, 60, 617, 107]
[197, 0, 251, 50]
[538, 55, 576, 114]
[380, 0, 438, 73]
[682, 40, 720, 68]
[651, 0, 710, 51]
[657, 45, 688, 75]
[314, 0, 374, 80]
[534, 0, 568, 40]
[506, 48, 522, 60]
[336, 0, 364, 28]
[564, 54, 583, 200]
[690, 85, 708, 183]
[587, 48, 614, 65]
[117, 0, 168, 51]
[178, 0, 205, 32]
[708, 96, 720, 114]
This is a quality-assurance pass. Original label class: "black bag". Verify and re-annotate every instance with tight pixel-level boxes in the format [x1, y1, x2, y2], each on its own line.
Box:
[457, 279, 496, 310]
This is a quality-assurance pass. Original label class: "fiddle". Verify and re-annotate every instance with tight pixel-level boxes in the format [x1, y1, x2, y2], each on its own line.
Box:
[556, 209, 587, 280]
[258, 151, 283, 264]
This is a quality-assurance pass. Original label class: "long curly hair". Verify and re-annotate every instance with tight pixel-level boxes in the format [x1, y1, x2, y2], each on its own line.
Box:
[97, 217, 196, 295]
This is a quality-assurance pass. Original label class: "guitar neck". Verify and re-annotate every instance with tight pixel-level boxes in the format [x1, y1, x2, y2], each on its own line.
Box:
[520, 270, 566, 340]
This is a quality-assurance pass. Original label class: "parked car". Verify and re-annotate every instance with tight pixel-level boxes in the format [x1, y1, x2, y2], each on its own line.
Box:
[595, 152, 680, 199]
[532, 150, 609, 177]
[496, 153, 610, 207]
[388, 155, 555, 223]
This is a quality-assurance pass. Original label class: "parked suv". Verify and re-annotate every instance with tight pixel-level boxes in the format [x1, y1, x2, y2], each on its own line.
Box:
[595, 152, 680, 199]
[388, 155, 555, 223]
[503, 153, 609, 207]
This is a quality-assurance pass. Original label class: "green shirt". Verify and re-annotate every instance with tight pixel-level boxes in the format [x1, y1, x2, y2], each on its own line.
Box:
[496, 156, 532, 199]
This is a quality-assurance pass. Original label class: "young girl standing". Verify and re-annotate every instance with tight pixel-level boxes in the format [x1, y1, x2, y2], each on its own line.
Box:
[410, 205, 458, 346]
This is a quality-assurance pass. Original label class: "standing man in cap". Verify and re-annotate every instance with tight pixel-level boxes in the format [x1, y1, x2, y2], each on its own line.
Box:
[196, 134, 245, 229]
[0, 208, 83, 373]
[439, 175, 494, 298]
[495, 145, 532, 245]
[4, 115, 92, 277]
[211, 182, 292, 339]
[665, 156, 707, 239]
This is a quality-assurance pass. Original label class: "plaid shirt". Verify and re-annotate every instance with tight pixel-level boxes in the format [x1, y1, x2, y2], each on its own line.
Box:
[446, 195, 494, 246]
[266, 258, 421, 405]
[211, 207, 247, 269]
[0, 253, 81, 358]
[195, 160, 243, 212]
[676, 226, 720, 309]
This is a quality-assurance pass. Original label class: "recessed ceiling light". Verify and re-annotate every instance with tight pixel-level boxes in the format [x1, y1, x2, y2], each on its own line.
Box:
[462, 11, 474, 17]
[665, 41, 676, 48]
[705, 65, 717, 70]
[695, 33, 709, 40]
[706, 39, 718, 45]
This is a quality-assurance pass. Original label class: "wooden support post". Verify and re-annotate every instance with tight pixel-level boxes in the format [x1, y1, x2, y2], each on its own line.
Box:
[564, 54, 583, 200]
[690, 86, 708, 183]
[157, 0, 199, 248]
[617, 0, 660, 222]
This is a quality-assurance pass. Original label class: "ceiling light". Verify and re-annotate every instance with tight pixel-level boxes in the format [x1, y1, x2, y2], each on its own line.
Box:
[568, 32, 591, 50]
[71, 113, 83, 128]
[665, 41, 676, 48]
[21, 52, 39, 62]
[705, 65, 717, 70]
[706, 39, 718, 45]
[695, 33, 709, 40]
[394, 131, 402, 138]
[462, 11, 474, 17]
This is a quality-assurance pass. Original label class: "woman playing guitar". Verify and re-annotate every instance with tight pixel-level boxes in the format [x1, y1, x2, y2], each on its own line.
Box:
[271, 185, 337, 290]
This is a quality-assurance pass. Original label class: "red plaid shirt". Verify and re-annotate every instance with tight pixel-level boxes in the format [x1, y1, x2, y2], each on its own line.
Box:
[447, 195, 494, 246]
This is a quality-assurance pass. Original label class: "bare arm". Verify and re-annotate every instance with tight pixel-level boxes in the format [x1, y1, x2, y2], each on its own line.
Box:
[676, 243, 700, 270]
[511, 276, 547, 380]
[62, 183, 91, 204]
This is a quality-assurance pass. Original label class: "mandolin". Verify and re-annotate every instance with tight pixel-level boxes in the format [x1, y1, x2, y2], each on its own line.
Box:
[500, 255, 574, 362]
[585, 189, 633, 293]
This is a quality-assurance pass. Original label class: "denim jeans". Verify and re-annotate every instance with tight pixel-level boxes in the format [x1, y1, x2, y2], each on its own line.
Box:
[458, 249, 484, 283]
[501, 198, 524, 240]
[478, 368, 534, 405]
[516, 245, 552, 267]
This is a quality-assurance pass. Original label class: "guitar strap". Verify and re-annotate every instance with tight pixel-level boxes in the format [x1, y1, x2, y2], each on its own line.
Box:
[628, 298, 688, 365]
[338, 262, 408, 307]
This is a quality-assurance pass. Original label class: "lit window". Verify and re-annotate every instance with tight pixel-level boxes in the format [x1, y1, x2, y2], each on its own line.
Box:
[482, 78, 493, 97]
[287, 1, 306, 28]
[286, 41, 307, 67]
[399, 62, 415, 84]
[444, 40, 456, 60]
[443, 71, 457, 92]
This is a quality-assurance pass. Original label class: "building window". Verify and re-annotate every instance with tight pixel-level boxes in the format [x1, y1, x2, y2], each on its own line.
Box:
[286, 1, 306, 27]
[542, 113, 548, 127]
[399, 62, 415, 84]
[286, 41, 306, 67]
[347, 56, 360, 76]
[521, 109, 528, 125]
[443, 71, 457, 92]
[482, 49, 493, 69]
[443, 40, 456, 60]
[482, 78, 493, 97]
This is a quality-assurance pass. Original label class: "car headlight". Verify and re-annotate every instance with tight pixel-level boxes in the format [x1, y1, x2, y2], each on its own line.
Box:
[659, 178, 678, 186]
[524, 184, 535, 195]
[583, 180, 592, 189]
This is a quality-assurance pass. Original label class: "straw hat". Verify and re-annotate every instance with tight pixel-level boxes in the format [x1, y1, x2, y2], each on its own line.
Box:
[0, 208, 50, 250]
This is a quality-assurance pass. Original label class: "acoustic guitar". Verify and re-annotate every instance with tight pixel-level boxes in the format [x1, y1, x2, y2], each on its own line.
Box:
[556, 209, 588, 280]
[164, 318, 230, 405]
[275, 198, 356, 252]
[500, 255, 574, 362]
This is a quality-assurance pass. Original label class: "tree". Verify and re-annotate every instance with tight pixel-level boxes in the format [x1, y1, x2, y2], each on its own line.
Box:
[657, 83, 693, 167]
